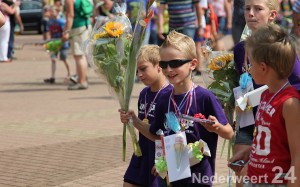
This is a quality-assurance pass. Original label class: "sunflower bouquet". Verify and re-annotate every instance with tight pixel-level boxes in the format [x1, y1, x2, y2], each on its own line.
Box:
[84, 0, 155, 161]
[202, 48, 239, 124]
[201, 47, 239, 161]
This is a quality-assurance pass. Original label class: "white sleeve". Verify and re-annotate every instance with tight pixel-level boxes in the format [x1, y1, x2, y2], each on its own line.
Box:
[199, 0, 208, 9]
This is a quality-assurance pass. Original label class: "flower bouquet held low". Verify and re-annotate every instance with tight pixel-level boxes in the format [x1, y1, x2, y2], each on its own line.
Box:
[83, 0, 155, 161]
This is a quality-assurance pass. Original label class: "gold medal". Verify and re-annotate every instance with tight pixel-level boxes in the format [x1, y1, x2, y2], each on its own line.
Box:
[143, 118, 149, 124]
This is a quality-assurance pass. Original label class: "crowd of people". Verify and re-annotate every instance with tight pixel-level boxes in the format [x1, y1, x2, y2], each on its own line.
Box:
[1, 0, 300, 186]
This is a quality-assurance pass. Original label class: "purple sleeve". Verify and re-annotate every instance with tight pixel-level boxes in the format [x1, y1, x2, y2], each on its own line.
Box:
[195, 87, 228, 125]
[203, 91, 228, 125]
[288, 55, 300, 91]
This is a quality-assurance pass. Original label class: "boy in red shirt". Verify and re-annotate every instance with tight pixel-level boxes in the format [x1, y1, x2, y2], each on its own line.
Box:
[230, 24, 300, 187]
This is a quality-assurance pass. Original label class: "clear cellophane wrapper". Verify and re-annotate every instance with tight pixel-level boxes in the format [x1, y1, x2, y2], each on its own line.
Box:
[83, 2, 142, 158]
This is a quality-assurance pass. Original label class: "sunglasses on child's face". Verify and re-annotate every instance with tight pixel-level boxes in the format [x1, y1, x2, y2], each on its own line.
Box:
[159, 59, 192, 69]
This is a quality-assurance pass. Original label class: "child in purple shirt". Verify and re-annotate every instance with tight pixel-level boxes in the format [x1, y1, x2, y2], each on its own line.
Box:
[119, 45, 172, 187]
[121, 31, 234, 187]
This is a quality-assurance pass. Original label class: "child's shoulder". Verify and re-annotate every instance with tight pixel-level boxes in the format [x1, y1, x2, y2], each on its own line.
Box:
[140, 84, 173, 96]
[195, 85, 217, 100]
[140, 86, 150, 96]
[195, 85, 214, 95]
[161, 84, 173, 93]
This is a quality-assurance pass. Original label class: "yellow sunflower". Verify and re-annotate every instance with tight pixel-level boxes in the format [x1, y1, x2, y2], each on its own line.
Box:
[208, 54, 233, 71]
[104, 21, 124, 38]
[93, 31, 108, 40]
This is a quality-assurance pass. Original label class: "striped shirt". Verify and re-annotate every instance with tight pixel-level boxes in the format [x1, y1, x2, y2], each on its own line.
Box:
[293, 0, 300, 13]
[160, 0, 199, 30]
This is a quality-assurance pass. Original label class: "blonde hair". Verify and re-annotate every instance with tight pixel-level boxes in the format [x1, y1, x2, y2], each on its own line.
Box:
[160, 30, 197, 59]
[265, 0, 279, 11]
[137, 45, 160, 65]
[245, 24, 296, 79]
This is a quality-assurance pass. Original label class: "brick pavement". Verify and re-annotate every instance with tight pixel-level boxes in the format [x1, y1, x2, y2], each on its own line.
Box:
[0, 34, 235, 187]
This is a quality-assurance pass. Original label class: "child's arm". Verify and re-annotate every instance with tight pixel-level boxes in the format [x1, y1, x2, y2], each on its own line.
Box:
[119, 109, 160, 142]
[194, 2, 204, 38]
[200, 115, 234, 140]
[283, 97, 300, 187]
[15, 12, 24, 32]
[157, 3, 166, 40]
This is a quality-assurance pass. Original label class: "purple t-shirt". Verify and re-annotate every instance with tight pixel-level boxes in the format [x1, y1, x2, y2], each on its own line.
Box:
[124, 84, 173, 187]
[150, 86, 228, 186]
[234, 41, 300, 90]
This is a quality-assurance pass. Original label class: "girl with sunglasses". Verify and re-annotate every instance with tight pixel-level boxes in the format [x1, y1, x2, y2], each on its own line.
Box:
[119, 45, 172, 187]
[121, 31, 233, 187]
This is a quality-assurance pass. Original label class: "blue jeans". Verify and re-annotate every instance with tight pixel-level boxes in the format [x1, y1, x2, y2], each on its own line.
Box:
[176, 27, 196, 39]
[218, 17, 231, 35]
[7, 23, 15, 59]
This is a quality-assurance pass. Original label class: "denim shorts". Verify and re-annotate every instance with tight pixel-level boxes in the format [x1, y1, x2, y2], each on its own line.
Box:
[218, 16, 230, 35]
[50, 48, 68, 61]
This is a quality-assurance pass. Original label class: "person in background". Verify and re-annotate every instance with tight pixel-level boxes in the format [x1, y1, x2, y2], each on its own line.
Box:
[148, 1, 158, 45]
[278, 0, 294, 32]
[209, 0, 232, 37]
[43, 5, 51, 40]
[44, 6, 71, 84]
[7, 0, 23, 61]
[157, 0, 203, 40]
[0, 0, 18, 62]
[293, 0, 300, 36]
[157, 0, 204, 76]
[14, 0, 23, 34]
[62, 0, 91, 90]
[228, 0, 246, 44]
[93, 0, 114, 26]
[126, 0, 150, 45]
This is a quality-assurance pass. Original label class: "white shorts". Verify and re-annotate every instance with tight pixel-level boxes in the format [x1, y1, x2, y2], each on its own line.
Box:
[70, 25, 92, 56]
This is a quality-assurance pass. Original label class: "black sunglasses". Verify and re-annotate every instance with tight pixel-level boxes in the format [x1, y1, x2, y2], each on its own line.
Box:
[159, 59, 192, 69]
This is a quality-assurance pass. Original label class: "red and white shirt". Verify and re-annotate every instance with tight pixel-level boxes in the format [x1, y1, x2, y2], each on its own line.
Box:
[248, 86, 300, 184]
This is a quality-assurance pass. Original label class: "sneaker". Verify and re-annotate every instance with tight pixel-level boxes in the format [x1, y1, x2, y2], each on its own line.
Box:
[68, 83, 88, 90]
[44, 78, 55, 84]
[69, 75, 78, 84]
